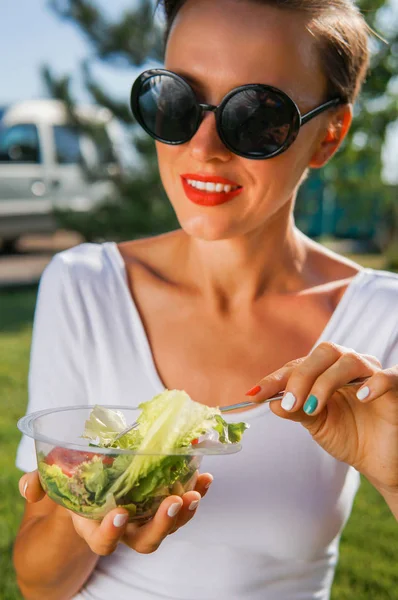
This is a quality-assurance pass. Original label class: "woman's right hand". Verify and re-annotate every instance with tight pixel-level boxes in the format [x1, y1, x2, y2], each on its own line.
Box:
[19, 470, 213, 556]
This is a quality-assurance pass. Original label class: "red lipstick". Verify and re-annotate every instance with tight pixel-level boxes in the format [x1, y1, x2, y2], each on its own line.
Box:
[181, 173, 243, 207]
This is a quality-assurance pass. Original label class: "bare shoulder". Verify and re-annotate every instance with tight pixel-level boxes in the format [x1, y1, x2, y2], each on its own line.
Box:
[303, 235, 363, 305]
[308, 239, 362, 277]
[117, 229, 187, 286]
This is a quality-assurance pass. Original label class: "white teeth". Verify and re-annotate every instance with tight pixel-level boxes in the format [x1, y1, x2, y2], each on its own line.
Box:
[186, 179, 239, 193]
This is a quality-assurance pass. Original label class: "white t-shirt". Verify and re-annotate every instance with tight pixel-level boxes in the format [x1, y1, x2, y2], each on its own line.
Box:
[16, 242, 398, 600]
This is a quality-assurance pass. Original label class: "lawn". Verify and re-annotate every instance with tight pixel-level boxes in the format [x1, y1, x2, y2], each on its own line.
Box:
[0, 288, 38, 600]
[1, 256, 397, 599]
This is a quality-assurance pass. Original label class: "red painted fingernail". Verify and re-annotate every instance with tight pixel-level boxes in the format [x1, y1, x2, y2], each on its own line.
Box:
[246, 385, 262, 397]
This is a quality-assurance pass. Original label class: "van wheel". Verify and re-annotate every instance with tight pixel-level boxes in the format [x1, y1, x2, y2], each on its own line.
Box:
[0, 237, 19, 254]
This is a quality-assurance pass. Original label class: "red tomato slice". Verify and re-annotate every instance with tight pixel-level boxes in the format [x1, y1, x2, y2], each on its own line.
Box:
[191, 438, 199, 445]
[45, 447, 114, 477]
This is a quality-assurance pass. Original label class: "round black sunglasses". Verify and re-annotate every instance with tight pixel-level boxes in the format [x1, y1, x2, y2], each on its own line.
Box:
[130, 69, 342, 160]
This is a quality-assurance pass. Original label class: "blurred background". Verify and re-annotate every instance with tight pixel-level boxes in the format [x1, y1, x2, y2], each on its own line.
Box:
[0, 1, 397, 599]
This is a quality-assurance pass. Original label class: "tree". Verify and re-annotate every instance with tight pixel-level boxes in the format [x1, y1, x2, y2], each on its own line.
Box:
[297, 0, 398, 249]
[46, 0, 397, 245]
[46, 0, 178, 241]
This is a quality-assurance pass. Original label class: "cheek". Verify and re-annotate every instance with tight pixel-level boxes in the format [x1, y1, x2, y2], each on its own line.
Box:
[258, 132, 316, 190]
[156, 143, 185, 199]
[292, 120, 323, 166]
[155, 132, 316, 235]
[246, 155, 300, 199]
[156, 143, 173, 185]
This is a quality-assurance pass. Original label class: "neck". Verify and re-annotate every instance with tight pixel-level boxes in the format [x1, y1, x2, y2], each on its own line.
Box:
[183, 205, 310, 313]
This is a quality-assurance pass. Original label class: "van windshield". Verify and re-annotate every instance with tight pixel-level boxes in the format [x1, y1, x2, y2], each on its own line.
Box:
[0, 122, 41, 163]
[53, 124, 117, 168]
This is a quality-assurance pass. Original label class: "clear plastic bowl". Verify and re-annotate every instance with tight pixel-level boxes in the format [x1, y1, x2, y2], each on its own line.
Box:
[18, 405, 241, 522]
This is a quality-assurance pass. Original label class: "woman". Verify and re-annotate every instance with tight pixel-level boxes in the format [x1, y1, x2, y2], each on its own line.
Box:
[14, 0, 398, 599]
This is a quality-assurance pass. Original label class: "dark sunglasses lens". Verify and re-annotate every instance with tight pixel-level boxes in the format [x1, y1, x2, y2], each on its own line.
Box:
[221, 88, 296, 156]
[137, 74, 199, 143]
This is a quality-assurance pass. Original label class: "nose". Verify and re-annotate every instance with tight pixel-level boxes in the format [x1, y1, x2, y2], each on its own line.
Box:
[188, 111, 232, 163]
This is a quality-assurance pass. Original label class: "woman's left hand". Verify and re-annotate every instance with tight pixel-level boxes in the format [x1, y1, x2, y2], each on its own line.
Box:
[248, 343, 398, 494]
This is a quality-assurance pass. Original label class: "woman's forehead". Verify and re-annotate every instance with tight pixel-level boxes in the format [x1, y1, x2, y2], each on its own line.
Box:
[165, 0, 326, 105]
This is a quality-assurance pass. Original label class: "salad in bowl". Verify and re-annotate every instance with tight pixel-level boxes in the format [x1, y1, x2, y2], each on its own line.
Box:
[18, 390, 248, 522]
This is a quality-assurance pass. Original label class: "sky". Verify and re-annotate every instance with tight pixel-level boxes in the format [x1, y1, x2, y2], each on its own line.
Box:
[0, 0, 397, 181]
[0, 0, 146, 106]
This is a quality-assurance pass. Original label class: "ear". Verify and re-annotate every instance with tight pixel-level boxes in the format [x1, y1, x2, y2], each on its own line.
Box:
[309, 104, 353, 169]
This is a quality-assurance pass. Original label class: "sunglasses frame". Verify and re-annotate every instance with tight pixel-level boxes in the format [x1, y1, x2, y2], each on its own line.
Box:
[130, 68, 342, 160]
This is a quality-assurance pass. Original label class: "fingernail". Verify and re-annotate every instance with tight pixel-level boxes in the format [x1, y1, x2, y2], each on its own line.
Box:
[167, 502, 182, 518]
[113, 514, 129, 527]
[246, 385, 262, 397]
[281, 392, 296, 411]
[189, 500, 200, 511]
[22, 481, 28, 499]
[205, 476, 214, 489]
[357, 386, 370, 401]
[304, 395, 318, 415]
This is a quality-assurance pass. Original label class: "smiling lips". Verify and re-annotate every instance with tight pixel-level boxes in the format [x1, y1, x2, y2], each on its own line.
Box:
[181, 174, 243, 206]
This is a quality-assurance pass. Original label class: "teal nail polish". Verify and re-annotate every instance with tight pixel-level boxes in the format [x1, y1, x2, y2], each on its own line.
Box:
[304, 395, 318, 415]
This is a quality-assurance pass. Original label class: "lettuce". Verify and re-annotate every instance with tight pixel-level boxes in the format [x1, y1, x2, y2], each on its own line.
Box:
[213, 415, 249, 444]
[39, 390, 249, 520]
[102, 390, 248, 498]
[39, 463, 80, 506]
[81, 405, 142, 449]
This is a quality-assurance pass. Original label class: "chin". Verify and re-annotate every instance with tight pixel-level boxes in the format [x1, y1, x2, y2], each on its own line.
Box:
[180, 213, 242, 241]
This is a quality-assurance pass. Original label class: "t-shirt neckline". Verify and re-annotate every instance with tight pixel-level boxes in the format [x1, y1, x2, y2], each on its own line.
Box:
[105, 241, 370, 422]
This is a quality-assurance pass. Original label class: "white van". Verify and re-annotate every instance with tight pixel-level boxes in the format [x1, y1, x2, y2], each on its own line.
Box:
[0, 99, 121, 251]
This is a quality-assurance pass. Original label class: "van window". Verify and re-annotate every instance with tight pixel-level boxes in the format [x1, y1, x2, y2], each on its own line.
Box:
[91, 127, 117, 166]
[0, 123, 41, 163]
[53, 125, 81, 164]
[54, 123, 117, 168]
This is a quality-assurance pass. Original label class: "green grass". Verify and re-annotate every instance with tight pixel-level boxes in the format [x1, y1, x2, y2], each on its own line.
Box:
[332, 480, 398, 599]
[1, 255, 397, 599]
[0, 288, 37, 600]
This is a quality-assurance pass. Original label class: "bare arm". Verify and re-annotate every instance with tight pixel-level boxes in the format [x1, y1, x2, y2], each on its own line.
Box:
[13, 470, 213, 600]
[13, 497, 99, 600]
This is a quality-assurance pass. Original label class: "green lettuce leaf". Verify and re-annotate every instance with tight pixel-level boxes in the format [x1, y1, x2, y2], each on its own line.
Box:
[213, 415, 249, 443]
[81, 405, 142, 449]
[38, 458, 118, 517]
[50, 389, 249, 515]
[39, 463, 83, 508]
[104, 390, 248, 498]
[76, 456, 110, 502]
[126, 455, 192, 502]
[136, 390, 219, 450]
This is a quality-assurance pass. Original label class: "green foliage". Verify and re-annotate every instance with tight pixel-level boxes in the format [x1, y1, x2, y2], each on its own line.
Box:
[331, 477, 398, 600]
[316, 0, 398, 240]
[386, 239, 398, 270]
[53, 172, 179, 242]
[82, 61, 134, 125]
[49, 0, 163, 65]
[44, 0, 175, 242]
[0, 291, 35, 600]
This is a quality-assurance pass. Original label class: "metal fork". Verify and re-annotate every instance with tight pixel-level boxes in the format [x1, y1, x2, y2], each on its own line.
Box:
[112, 376, 370, 443]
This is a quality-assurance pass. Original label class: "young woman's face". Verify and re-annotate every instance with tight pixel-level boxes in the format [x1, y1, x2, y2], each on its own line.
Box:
[157, 0, 331, 241]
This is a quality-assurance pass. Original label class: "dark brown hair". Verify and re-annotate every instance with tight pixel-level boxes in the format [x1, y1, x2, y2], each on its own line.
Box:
[156, 0, 371, 103]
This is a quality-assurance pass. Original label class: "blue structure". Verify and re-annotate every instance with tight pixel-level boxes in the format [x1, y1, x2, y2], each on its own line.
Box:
[295, 170, 389, 245]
